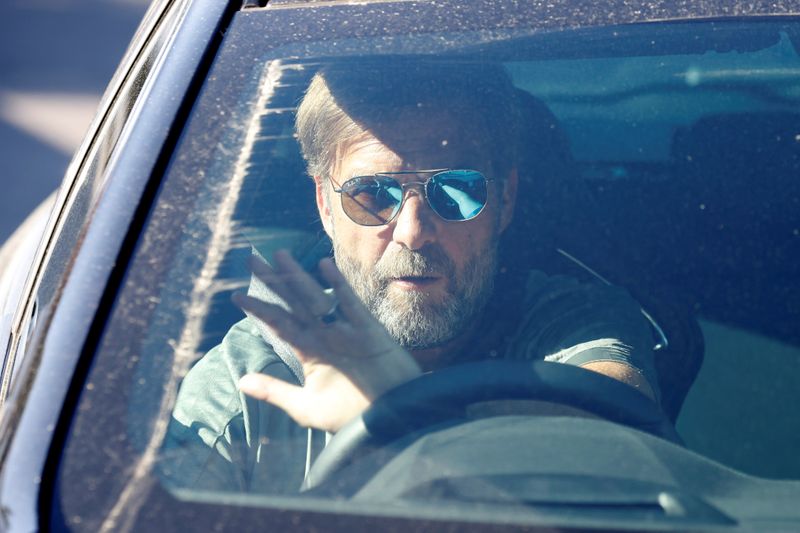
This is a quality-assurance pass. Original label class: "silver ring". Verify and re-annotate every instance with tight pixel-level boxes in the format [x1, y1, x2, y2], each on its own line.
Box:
[318, 298, 339, 325]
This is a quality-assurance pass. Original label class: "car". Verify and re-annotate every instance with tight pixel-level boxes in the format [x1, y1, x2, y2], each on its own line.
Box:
[0, 0, 799, 531]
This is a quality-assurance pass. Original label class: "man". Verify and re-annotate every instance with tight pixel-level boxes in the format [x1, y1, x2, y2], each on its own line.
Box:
[163, 60, 658, 492]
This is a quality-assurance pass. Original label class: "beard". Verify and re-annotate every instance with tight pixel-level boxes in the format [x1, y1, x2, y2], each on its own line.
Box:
[334, 240, 499, 350]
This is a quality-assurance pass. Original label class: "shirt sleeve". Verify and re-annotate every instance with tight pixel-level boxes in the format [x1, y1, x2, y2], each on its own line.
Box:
[160, 317, 309, 494]
[503, 270, 660, 399]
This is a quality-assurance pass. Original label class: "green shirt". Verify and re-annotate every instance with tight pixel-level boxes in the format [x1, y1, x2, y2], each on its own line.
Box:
[161, 270, 657, 493]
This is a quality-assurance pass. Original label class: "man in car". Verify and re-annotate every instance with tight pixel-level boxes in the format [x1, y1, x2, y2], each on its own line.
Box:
[163, 61, 658, 492]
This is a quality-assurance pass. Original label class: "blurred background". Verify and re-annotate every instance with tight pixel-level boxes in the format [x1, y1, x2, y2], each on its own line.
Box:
[0, 0, 150, 244]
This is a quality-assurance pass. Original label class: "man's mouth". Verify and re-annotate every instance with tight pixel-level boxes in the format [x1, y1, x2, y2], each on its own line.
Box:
[390, 275, 442, 289]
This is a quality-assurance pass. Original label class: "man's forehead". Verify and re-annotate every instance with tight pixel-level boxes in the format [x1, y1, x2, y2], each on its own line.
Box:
[339, 108, 490, 173]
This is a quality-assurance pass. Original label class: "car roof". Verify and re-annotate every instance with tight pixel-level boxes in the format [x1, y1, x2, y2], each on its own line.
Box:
[253, 0, 800, 25]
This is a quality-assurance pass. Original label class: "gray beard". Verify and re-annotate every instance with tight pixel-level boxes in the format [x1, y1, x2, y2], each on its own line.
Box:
[334, 241, 498, 350]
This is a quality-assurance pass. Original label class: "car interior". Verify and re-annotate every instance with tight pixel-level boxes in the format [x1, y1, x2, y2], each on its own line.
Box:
[197, 51, 800, 474]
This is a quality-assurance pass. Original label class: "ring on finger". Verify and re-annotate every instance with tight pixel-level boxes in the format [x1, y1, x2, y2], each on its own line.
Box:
[317, 297, 339, 325]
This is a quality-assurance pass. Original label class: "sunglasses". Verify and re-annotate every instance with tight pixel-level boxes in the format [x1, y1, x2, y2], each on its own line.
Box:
[332, 169, 494, 226]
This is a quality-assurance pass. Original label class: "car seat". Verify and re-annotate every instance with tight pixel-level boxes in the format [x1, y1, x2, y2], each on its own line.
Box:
[669, 112, 800, 345]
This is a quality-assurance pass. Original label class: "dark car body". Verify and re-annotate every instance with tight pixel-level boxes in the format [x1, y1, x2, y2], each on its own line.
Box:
[0, 0, 799, 531]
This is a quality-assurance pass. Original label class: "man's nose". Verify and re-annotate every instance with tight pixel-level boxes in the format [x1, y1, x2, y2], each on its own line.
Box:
[391, 189, 437, 250]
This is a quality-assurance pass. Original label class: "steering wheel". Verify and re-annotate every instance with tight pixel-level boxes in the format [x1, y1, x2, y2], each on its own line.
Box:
[302, 360, 679, 492]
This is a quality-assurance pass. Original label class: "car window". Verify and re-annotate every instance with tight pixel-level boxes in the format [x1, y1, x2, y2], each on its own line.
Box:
[55, 11, 800, 531]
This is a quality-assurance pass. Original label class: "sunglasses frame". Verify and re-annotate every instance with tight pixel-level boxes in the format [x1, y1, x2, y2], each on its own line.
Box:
[332, 168, 495, 226]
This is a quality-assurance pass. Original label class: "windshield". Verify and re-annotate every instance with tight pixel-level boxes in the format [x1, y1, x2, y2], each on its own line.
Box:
[56, 11, 800, 532]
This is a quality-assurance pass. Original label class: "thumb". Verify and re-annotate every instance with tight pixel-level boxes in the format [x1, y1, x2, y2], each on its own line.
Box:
[238, 372, 368, 432]
[239, 373, 310, 422]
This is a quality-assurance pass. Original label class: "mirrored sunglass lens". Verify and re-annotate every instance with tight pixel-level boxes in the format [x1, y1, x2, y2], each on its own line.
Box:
[427, 170, 488, 221]
[340, 177, 402, 225]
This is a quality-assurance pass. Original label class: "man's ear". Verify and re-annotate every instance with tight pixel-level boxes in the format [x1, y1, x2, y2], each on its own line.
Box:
[314, 176, 335, 237]
[499, 167, 518, 233]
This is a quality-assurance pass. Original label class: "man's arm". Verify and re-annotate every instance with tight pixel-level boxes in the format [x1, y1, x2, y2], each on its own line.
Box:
[508, 270, 661, 403]
[163, 318, 310, 491]
[580, 360, 656, 401]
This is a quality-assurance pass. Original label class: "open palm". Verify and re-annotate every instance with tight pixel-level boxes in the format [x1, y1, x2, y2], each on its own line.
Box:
[234, 250, 421, 433]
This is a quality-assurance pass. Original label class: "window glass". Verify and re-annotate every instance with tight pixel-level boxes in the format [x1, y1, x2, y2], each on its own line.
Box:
[57, 14, 800, 530]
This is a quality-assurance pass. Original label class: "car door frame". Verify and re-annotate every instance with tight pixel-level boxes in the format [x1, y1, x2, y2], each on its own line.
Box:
[0, 0, 238, 530]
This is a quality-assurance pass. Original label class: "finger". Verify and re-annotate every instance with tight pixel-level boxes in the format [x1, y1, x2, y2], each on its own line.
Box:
[272, 250, 336, 318]
[232, 292, 323, 358]
[238, 373, 318, 428]
[319, 257, 374, 325]
[247, 255, 318, 323]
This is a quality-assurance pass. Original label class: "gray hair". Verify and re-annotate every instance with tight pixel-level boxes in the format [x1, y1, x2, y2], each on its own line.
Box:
[295, 59, 519, 183]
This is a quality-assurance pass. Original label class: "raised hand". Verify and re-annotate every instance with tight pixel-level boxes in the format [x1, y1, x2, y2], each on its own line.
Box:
[233, 250, 421, 433]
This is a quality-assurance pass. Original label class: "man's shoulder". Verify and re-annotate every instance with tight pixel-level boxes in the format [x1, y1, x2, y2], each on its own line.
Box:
[195, 317, 282, 376]
[521, 267, 647, 323]
[172, 317, 288, 426]
[505, 270, 654, 368]
[522, 269, 625, 299]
